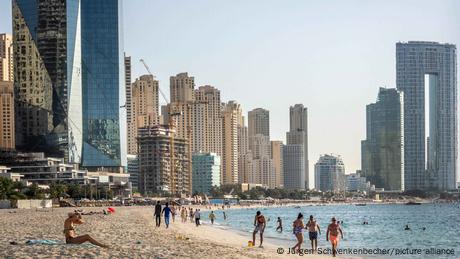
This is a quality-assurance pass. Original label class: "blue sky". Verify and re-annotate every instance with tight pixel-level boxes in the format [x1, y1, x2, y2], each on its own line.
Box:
[1, 0, 459, 174]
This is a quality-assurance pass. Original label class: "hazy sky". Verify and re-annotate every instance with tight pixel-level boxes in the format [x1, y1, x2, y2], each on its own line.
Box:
[1, 0, 459, 174]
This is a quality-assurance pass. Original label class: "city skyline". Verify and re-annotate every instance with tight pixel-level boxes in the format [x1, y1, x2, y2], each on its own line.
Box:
[1, 0, 459, 175]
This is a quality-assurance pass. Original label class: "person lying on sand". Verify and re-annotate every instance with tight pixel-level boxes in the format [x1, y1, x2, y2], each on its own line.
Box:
[63, 212, 108, 248]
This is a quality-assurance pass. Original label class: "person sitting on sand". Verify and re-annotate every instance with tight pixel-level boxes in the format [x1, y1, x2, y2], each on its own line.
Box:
[306, 215, 321, 252]
[292, 213, 304, 252]
[326, 217, 343, 257]
[252, 211, 266, 248]
[209, 211, 216, 224]
[276, 217, 283, 232]
[63, 212, 108, 248]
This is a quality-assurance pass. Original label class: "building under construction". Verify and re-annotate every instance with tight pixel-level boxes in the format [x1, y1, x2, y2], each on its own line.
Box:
[137, 125, 191, 196]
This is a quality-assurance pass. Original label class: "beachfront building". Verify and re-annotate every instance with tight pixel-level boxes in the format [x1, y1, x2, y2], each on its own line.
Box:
[396, 41, 457, 191]
[283, 144, 305, 190]
[346, 172, 373, 192]
[248, 108, 269, 152]
[248, 134, 276, 188]
[271, 141, 284, 187]
[314, 154, 346, 193]
[0, 33, 13, 81]
[361, 88, 404, 191]
[12, 0, 82, 162]
[137, 125, 191, 196]
[192, 152, 221, 194]
[127, 154, 139, 191]
[81, 0, 125, 168]
[222, 101, 242, 184]
[237, 112, 250, 184]
[287, 104, 309, 189]
[0, 81, 14, 150]
[128, 75, 160, 155]
[124, 54, 133, 153]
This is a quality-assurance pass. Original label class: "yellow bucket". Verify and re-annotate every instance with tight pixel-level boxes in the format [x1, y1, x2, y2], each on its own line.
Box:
[248, 241, 253, 247]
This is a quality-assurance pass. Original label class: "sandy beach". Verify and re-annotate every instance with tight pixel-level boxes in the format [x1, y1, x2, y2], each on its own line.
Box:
[0, 206, 352, 258]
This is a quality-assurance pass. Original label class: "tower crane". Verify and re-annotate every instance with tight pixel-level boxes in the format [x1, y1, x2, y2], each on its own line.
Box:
[140, 59, 182, 195]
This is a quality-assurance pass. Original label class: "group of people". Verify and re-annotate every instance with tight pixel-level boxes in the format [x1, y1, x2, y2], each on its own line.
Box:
[252, 211, 343, 257]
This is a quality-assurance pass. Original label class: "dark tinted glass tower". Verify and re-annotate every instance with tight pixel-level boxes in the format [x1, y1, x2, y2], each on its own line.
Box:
[81, 0, 124, 167]
[13, 0, 82, 163]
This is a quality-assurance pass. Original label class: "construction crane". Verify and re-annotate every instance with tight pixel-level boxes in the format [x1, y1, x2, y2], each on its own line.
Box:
[140, 59, 182, 196]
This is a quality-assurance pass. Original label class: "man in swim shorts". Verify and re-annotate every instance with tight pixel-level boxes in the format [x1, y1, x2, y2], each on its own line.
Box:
[306, 215, 321, 252]
[252, 211, 266, 248]
[326, 217, 343, 257]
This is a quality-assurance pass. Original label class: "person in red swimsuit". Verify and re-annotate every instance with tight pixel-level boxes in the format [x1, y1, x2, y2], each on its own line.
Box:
[326, 217, 343, 257]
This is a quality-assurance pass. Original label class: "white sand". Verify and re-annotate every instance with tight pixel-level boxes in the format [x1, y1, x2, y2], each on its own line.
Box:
[0, 206, 356, 258]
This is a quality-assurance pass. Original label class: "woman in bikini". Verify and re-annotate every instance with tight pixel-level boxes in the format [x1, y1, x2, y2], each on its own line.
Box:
[292, 213, 304, 252]
[64, 212, 108, 248]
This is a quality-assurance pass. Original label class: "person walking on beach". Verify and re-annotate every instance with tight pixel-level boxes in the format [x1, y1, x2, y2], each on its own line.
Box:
[276, 217, 283, 232]
[171, 206, 176, 222]
[194, 209, 201, 226]
[162, 203, 172, 228]
[189, 208, 194, 223]
[252, 211, 266, 248]
[63, 212, 108, 248]
[181, 207, 187, 223]
[209, 211, 216, 224]
[154, 201, 162, 227]
[306, 215, 321, 252]
[292, 213, 304, 252]
[326, 217, 343, 257]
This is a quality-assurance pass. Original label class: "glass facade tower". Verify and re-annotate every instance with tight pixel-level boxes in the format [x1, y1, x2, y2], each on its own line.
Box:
[13, 0, 82, 163]
[81, 0, 124, 167]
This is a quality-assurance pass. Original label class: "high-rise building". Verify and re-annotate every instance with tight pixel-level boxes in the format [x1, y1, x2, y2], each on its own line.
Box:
[124, 54, 134, 154]
[222, 101, 241, 184]
[248, 108, 269, 152]
[361, 88, 404, 191]
[314, 154, 346, 193]
[0, 81, 14, 150]
[13, 0, 82, 162]
[271, 140, 284, 187]
[194, 85, 222, 157]
[396, 41, 457, 190]
[137, 125, 190, 195]
[287, 104, 309, 189]
[128, 75, 159, 154]
[170, 72, 194, 103]
[237, 113, 250, 184]
[283, 144, 304, 190]
[81, 0, 124, 168]
[127, 154, 139, 191]
[0, 33, 13, 81]
[192, 152, 221, 194]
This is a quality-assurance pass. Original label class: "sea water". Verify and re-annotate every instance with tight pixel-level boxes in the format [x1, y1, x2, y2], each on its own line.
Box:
[201, 203, 460, 258]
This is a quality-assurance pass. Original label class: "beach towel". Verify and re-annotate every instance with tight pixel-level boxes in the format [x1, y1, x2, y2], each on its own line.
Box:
[26, 239, 61, 245]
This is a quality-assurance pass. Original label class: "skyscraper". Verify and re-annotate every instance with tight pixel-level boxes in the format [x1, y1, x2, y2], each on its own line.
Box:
[128, 75, 159, 154]
[222, 101, 242, 184]
[396, 41, 457, 190]
[13, 0, 82, 162]
[247, 108, 276, 188]
[124, 54, 134, 154]
[0, 33, 13, 81]
[192, 152, 221, 194]
[248, 108, 269, 152]
[271, 140, 284, 187]
[287, 104, 309, 189]
[361, 88, 404, 191]
[81, 0, 124, 168]
[283, 144, 304, 190]
[170, 72, 194, 103]
[194, 85, 222, 157]
[314, 154, 346, 193]
[0, 81, 14, 150]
